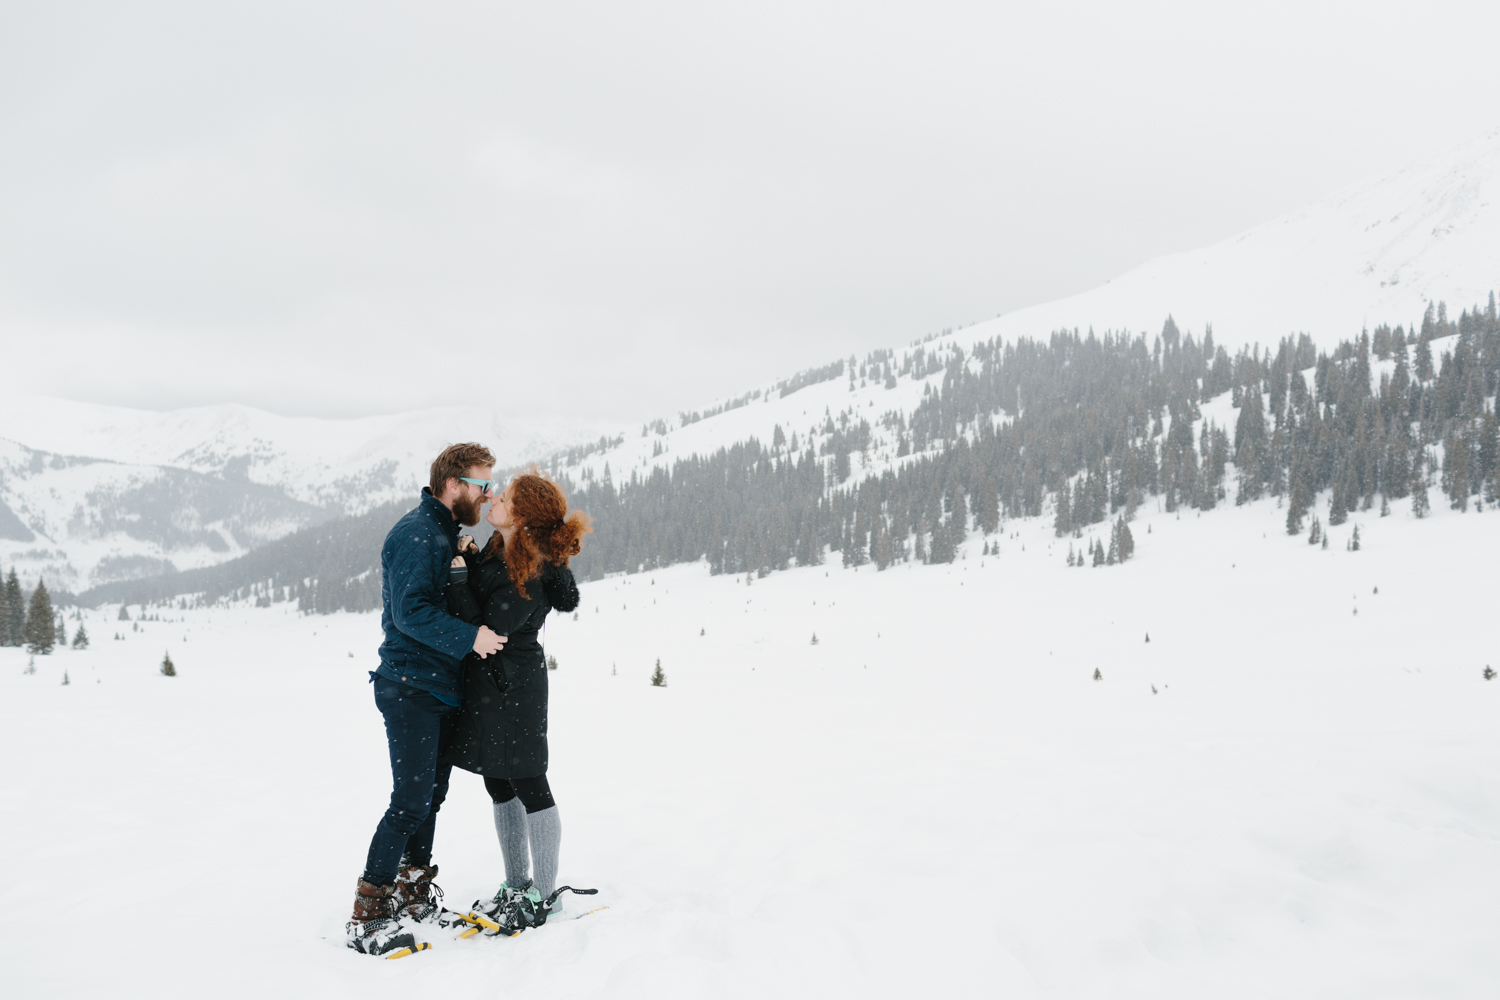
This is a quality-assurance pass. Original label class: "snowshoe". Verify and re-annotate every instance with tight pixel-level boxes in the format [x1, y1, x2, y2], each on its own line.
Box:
[468, 885, 600, 936]
[469, 879, 538, 928]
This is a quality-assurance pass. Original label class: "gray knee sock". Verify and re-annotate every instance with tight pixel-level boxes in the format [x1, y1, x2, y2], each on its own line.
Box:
[492, 798, 530, 887]
[526, 805, 561, 898]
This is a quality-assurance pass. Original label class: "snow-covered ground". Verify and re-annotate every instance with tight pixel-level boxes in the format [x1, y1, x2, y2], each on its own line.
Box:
[3, 490, 1496, 998]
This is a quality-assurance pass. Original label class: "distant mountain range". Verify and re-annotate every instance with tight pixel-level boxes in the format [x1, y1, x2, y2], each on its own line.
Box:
[0, 399, 594, 593]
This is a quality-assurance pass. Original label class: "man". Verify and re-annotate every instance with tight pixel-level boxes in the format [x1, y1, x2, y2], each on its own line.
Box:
[348, 442, 507, 956]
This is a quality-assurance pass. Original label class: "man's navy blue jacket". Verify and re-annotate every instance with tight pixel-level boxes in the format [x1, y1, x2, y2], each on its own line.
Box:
[374, 489, 479, 701]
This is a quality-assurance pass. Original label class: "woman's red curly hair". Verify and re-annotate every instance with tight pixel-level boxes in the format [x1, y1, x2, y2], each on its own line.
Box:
[485, 468, 592, 599]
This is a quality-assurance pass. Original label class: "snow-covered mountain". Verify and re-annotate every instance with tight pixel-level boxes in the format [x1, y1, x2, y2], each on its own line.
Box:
[963, 128, 1500, 353]
[0, 436, 330, 590]
[559, 130, 1500, 495]
[0, 396, 596, 591]
[0, 394, 588, 510]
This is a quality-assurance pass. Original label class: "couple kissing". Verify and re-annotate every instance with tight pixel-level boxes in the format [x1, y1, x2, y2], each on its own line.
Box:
[348, 442, 593, 956]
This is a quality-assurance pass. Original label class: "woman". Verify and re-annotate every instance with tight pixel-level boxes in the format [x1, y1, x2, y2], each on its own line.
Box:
[443, 470, 591, 929]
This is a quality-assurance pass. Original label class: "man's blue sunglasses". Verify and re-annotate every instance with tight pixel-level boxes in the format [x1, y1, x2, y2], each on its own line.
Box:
[458, 477, 500, 495]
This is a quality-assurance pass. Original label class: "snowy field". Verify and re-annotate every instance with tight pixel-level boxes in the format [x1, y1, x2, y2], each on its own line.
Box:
[3, 496, 1498, 999]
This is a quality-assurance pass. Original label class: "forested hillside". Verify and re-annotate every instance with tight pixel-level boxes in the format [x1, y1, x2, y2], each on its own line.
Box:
[66, 296, 1500, 613]
[69, 501, 405, 613]
[561, 297, 1499, 580]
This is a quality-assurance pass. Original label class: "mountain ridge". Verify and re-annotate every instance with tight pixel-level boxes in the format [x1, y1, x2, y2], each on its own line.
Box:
[950, 127, 1500, 357]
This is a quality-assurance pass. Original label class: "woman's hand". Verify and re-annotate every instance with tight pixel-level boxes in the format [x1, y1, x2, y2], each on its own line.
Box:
[451, 555, 465, 568]
[457, 534, 477, 554]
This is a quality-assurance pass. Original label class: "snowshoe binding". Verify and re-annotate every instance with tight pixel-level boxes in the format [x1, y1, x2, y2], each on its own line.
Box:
[467, 879, 536, 929]
[465, 884, 599, 937]
[395, 863, 468, 927]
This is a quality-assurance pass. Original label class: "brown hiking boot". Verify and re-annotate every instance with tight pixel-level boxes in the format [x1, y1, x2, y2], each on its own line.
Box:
[395, 864, 447, 923]
[347, 879, 420, 956]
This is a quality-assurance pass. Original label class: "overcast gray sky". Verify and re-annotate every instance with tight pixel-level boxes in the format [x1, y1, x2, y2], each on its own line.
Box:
[3, 1, 1498, 425]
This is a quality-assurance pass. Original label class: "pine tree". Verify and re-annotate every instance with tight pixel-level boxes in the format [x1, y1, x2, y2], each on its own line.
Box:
[0, 568, 22, 646]
[118, 604, 131, 621]
[1235, 440, 1260, 504]
[1286, 492, 1304, 535]
[161, 651, 176, 677]
[842, 518, 867, 568]
[1328, 473, 1348, 526]
[23, 578, 54, 655]
[1308, 516, 1322, 546]
[1411, 465, 1430, 519]
[1285, 454, 1312, 535]
[978, 476, 1000, 535]
[928, 520, 954, 564]
[1053, 482, 1071, 537]
[650, 658, 665, 687]
[950, 491, 969, 546]
[54, 612, 66, 649]
[874, 526, 893, 570]
[72, 622, 89, 648]
[1113, 517, 1135, 562]
[1443, 431, 1469, 512]
[1479, 409, 1499, 499]
[1415, 327, 1434, 381]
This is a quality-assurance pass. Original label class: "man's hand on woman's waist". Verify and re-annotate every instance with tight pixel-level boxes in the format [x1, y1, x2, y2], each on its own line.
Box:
[473, 626, 506, 658]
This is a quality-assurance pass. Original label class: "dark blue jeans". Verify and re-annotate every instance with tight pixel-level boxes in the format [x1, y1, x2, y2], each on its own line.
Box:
[362, 676, 457, 886]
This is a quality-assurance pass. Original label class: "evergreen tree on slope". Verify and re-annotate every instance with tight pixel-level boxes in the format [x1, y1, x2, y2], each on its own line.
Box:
[23, 578, 54, 655]
[0, 567, 23, 646]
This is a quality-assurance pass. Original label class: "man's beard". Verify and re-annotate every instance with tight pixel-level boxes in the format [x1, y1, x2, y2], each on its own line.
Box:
[452, 494, 483, 527]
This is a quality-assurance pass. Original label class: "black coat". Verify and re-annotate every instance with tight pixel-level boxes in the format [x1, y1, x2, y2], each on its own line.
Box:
[441, 549, 579, 779]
